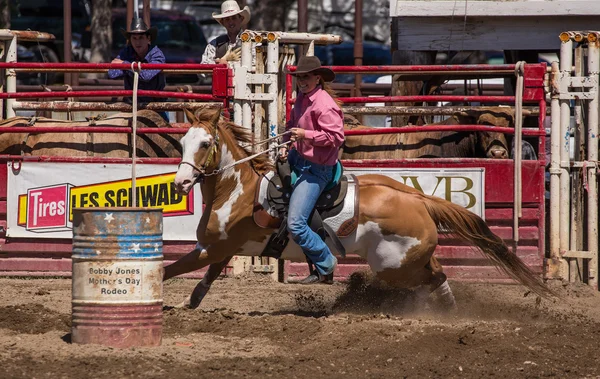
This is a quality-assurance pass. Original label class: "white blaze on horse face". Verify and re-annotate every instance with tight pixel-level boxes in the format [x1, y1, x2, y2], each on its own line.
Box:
[359, 221, 421, 272]
[214, 144, 243, 240]
[175, 127, 213, 194]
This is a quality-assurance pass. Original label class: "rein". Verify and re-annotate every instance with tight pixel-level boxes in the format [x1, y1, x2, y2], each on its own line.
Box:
[178, 130, 292, 180]
[239, 131, 292, 148]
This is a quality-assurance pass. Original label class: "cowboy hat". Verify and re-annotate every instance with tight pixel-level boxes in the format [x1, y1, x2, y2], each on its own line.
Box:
[120, 18, 158, 41]
[286, 56, 335, 82]
[212, 1, 251, 25]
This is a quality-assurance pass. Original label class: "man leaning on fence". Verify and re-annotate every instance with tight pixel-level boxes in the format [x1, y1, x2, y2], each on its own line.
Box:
[108, 17, 168, 121]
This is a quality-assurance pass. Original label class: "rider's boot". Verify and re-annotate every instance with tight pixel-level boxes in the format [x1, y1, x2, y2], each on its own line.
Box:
[298, 257, 335, 285]
[298, 258, 320, 284]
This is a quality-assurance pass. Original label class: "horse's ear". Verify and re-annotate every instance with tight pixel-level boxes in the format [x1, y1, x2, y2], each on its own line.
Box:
[184, 108, 197, 124]
[204, 107, 222, 127]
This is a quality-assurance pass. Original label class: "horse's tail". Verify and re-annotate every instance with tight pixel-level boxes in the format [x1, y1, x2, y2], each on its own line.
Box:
[420, 193, 554, 298]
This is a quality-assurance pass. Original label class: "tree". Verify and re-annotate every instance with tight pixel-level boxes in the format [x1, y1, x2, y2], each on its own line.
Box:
[246, 0, 296, 31]
[90, 0, 112, 64]
[0, 0, 10, 29]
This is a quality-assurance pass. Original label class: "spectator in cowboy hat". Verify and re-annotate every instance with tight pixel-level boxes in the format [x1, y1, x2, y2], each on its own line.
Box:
[201, 0, 251, 64]
[108, 17, 168, 121]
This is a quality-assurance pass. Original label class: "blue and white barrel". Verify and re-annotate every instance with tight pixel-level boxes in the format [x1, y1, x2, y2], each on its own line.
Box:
[71, 207, 163, 348]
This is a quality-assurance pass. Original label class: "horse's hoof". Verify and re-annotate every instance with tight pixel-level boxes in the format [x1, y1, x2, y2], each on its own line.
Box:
[174, 296, 192, 309]
[183, 282, 211, 309]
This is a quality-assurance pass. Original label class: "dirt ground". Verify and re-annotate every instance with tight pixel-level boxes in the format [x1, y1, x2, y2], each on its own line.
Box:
[1, 272, 600, 379]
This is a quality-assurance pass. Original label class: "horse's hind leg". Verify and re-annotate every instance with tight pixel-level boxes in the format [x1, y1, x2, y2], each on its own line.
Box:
[393, 257, 456, 312]
[427, 256, 457, 311]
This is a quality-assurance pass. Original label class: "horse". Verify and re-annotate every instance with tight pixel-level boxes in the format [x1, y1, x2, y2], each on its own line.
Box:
[164, 107, 552, 310]
[0, 110, 182, 157]
[341, 111, 511, 160]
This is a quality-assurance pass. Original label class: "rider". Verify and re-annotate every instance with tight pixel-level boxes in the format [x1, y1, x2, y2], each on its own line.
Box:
[201, 0, 251, 64]
[280, 56, 345, 284]
[108, 17, 168, 121]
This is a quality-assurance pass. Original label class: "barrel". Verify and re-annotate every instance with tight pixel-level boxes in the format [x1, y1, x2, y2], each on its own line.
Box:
[71, 207, 163, 348]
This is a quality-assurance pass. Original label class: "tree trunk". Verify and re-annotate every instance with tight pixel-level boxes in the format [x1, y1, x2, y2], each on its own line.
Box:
[247, 0, 295, 31]
[90, 0, 112, 64]
[0, 0, 10, 29]
[390, 50, 436, 127]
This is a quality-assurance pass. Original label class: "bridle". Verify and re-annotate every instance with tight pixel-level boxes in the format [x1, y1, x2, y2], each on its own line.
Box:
[177, 131, 220, 183]
[177, 128, 292, 184]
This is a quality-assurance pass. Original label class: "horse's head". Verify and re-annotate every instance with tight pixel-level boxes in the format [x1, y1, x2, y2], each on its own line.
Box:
[174, 108, 222, 194]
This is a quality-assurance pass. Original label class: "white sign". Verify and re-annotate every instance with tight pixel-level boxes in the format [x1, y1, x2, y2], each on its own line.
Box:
[347, 167, 485, 218]
[72, 261, 163, 303]
[7, 162, 202, 240]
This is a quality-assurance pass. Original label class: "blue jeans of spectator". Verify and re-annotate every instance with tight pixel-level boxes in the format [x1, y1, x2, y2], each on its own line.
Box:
[287, 149, 337, 276]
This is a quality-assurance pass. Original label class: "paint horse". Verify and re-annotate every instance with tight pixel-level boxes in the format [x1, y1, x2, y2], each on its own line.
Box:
[164, 108, 552, 310]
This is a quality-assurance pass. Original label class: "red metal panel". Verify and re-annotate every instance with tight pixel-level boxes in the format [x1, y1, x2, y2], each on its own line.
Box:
[523, 63, 547, 101]
[0, 163, 7, 199]
[441, 264, 543, 281]
[485, 208, 540, 224]
[0, 257, 70, 271]
[211, 66, 230, 98]
[435, 245, 540, 261]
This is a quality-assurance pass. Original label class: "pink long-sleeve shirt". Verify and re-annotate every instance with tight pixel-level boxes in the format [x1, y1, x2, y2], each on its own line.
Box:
[285, 85, 345, 166]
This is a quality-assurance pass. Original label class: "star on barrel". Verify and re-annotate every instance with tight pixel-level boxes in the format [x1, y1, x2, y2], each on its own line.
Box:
[131, 243, 141, 253]
[104, 213, 115, 223]
[154, 243, 160, 252]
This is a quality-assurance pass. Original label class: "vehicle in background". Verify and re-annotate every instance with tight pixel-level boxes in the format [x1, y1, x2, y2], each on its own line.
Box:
[10, 44, 41, 85]
[10, 0, 92, 64]
[110, 8, 208, 84]
[313, 41, 392, 84]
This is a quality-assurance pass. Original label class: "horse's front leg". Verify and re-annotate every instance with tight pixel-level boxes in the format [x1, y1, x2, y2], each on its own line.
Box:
[178, 256, 233, 309]
[163, 243, 218, 280]
[163, 241, 239, 309]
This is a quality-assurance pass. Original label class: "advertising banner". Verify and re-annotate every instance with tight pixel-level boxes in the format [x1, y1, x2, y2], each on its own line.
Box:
[346, 167, 485, 218]
[7, 162, 202, 240]
[6, 162, 484, 240]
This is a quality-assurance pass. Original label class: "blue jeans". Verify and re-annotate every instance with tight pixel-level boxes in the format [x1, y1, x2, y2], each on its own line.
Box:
[287, 149, 337, 275]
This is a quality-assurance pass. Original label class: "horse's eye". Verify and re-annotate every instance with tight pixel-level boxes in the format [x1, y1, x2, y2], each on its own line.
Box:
[200, 141, 210, 149]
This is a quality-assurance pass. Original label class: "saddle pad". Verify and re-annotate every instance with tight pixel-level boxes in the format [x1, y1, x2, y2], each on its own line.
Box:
[322, 174, 359, 237]
[254, 172, 359, 237]
[253, 171, 281, 229]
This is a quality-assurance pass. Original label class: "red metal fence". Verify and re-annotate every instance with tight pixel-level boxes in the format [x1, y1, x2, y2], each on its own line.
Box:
[284, 63, 548, 282]
[0, 61, 548, 283]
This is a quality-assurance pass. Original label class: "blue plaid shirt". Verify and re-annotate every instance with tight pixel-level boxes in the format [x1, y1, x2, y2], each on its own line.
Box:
[108, 45, 166, 103]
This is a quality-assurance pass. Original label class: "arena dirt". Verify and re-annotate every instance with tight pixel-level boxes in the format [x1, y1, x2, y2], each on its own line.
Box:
[1, 272, 599, 378]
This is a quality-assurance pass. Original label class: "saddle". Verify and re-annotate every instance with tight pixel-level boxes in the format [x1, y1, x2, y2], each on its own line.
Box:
[253, 159, 359, 260]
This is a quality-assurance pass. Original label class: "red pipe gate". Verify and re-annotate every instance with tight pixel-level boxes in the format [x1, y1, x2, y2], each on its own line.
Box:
[285, 63, 548, 282]
[0, 60, 548, 283]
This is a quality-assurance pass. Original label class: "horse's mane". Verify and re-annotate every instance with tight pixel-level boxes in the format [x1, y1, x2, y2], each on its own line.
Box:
[194, 109, 274, 174]
[220, 120, 274, 174]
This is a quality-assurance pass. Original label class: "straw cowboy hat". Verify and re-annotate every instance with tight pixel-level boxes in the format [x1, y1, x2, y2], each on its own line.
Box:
[212, 0, 251, 25]
[120, 18, 158, 41]
[286, 56, 335, 82]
